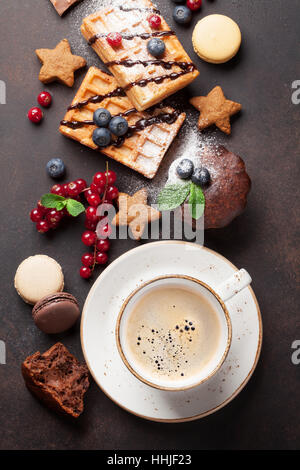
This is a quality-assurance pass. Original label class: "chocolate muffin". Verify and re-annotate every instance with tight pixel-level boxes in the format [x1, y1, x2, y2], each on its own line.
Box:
[22, 343, 90, 418]
[166, 145, 251, 229]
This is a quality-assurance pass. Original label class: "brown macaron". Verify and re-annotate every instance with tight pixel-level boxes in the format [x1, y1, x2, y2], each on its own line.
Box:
[32, 293, 80, 334]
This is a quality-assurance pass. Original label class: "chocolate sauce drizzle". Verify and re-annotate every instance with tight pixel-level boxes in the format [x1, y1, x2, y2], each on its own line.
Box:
[60, 120, 94, 130]
[66, 64, 194, 113]
[67, 87, 126, 111]
[60, 110, 181, 148]
[88, 30, 175, 46]
[124, 66, 196, 90]
[105, 59, 195, 72]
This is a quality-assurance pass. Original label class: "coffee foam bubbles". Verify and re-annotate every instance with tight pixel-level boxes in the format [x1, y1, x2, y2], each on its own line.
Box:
[124, 285, 221, 383]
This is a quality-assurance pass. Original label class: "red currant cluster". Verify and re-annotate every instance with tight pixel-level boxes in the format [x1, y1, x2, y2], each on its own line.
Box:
[80, 170, 118, 279]
[30, 179, 87, 233]
[30, 168, 119, 279]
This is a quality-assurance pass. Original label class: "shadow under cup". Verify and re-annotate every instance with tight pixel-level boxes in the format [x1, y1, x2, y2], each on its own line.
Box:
[116, 276, 232, 391]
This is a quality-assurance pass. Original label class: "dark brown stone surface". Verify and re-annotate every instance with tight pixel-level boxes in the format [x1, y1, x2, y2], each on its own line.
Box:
[0, 0, 299, 450]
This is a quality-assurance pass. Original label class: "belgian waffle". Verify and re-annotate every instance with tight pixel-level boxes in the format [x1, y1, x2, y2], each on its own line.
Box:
[59, 67, 186, 178]
[81, 0, 199, 111]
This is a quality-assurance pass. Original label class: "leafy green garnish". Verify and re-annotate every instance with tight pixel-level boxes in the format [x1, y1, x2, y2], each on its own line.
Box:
[41, 194, 65, 209]
[56, 201, 67, 211]
[157, 183, 191, 211]
[66, 198, 85, 217]
[188, 183, 205, 220]
[41, 193, 85, 217]
[157, 180, 206, 220]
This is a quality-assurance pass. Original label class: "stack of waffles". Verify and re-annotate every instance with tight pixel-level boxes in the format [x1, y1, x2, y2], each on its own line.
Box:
[60, 0, 199, 178]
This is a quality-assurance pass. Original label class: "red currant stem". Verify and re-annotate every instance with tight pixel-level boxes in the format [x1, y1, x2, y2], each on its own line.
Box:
[102, 161, 109, 202]
[91, 241, 98, 272]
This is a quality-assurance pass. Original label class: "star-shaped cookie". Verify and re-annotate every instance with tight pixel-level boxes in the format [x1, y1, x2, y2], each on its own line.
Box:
[190, 86, 242, 135]
[36, 39, 86, 87]
[112, 189, 161, 241]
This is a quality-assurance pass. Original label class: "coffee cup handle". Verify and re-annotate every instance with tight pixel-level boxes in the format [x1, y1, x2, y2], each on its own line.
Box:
[215, 269, 252, 303]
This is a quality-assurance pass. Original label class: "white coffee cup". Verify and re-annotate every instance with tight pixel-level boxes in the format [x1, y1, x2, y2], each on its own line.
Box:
[116, 269, 252, 391]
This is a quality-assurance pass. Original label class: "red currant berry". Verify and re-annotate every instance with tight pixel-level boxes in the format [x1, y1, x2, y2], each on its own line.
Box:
[75, 178, 87, 192]
[86, 206, 99, 222]
[98, 223, 112, 239]
[48, 221, 59, 230]
[80, 266, 92, 279]
[61, 183, 69, 197]
[36, 220, 50, 233]
[37, 91, 52, 108]
[186, 0, 202, 11]
[81, 253, 94, 267]
[90, 183, 102, 194]
[46, 209, 63, 225]
[30, 208, 43, 223]
[107, 32, 122, 48]
[85, 219, 98, 231]
[105, 170, 117, 185]
[96, 252, 108, 265]
[84, 189, 93, 200]
[106, 185, 119, 200]
[101, 199, 112, 206]
[51, 184, 65, 196]
[68, 181, 81, 197]
[96, 238, 110, 252]
[37, 200, 47, 214]
[81, 230, 97, 246]
[87, 193, 101, 207]
[93, 172, 106, 189]
[27, 107, 43, 124]
[148, 14, 162, 29]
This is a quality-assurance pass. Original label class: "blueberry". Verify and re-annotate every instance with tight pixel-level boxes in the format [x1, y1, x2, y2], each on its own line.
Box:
[46, 158, 65, 178]
[191, 167, 211, 187]
[92, 128, 112, 147]
[176, 159, 194, 179]
[173, 6, 192, 25]
[147, 38, 166, 58]
[93, 108, 111, 127]
[108, 116, 129, 137]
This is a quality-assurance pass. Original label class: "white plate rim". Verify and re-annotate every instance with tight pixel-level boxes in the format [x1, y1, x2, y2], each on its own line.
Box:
[81, 241, 263, 423]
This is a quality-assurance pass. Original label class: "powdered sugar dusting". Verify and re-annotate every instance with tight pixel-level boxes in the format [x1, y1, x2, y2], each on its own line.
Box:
[166, 126, 221, 186]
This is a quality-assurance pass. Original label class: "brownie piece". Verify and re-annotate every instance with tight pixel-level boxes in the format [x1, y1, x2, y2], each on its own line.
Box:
[22, 343, 90, 418]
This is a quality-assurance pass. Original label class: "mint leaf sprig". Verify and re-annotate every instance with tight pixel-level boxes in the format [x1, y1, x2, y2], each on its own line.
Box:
[188, 183, 205, 220]
[157, 182, 205, 220]
[41, 194, 85, 217]
[157, 182, 191, 211]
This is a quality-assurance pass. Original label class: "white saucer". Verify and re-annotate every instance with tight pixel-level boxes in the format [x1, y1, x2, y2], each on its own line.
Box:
[81, 242, 262, 422]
